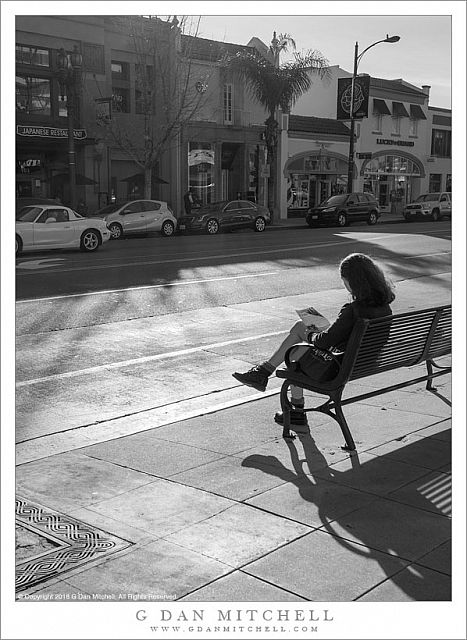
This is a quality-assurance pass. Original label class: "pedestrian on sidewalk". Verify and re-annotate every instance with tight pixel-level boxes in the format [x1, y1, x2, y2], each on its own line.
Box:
[183, 188, 200, 215]
[233, 253, 395, 427]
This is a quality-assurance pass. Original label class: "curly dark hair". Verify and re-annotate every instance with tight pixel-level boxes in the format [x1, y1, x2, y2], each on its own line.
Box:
[339, 253, 395, 306]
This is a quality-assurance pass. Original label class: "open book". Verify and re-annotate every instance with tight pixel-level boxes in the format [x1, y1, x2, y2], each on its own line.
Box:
[295, 306, 330, 330]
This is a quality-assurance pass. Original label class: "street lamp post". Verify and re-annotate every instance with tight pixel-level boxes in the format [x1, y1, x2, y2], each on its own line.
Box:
[346, 35, 400, 193]
[56, 45, 83, 209]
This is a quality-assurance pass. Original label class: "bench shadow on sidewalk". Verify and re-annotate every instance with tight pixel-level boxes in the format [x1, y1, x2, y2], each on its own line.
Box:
[241, 423, 451, 601]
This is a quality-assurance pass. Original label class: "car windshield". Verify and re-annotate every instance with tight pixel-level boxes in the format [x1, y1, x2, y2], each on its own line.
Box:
[16, 206, 43, 222]
[320, 195, 346, 206]
[415, 194, 440, 202]
[93, 203, 122, 216]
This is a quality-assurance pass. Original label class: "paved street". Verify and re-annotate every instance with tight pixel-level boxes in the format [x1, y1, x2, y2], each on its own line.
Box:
[10, 218, 457, 638]
[15, 219, 451, 453]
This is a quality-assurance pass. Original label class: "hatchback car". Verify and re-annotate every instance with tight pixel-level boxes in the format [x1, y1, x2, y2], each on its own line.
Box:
[16, 205, 110, 255]
[178, 199, 270, 234]
[92, 199, 177, 239]
[306, 192, 380, 227]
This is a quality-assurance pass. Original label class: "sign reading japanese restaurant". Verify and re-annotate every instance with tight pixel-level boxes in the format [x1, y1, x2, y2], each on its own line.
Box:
[16, 125, 87, 140]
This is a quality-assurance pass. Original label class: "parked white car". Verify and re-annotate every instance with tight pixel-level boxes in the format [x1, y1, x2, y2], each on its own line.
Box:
[403, 192, 451, 222]
[92, 199, 177, 238]
[16, 205, 110, 255]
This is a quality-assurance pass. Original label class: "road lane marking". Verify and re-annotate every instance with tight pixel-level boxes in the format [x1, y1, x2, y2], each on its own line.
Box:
[404, 251, 452, 259]
[16, 244, 452, 304]
[15, 329, 289, 388]
[16, 271, 280, 302]
[16, 235, 385, 277]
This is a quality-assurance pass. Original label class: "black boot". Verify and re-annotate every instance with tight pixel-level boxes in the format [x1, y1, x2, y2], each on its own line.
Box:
[232, 365, 271, 392]
[274, 408, 308, 427]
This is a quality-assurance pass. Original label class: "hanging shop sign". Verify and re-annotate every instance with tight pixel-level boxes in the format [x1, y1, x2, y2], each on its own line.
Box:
[357, 152, 372, 159]
[188, 149, 215, 166]
[16, 125, 87, 140]
[376, 138, 414, 147]
[17, 158, 42, 173]
[337, 75, 370, 120]
[95, 97, 112, 125]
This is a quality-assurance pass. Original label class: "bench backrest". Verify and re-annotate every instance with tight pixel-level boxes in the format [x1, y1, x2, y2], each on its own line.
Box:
[342, 305, 451, 382]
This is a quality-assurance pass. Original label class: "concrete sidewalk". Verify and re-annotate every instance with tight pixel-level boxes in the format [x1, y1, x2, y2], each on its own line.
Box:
[16, 362, 451, 603]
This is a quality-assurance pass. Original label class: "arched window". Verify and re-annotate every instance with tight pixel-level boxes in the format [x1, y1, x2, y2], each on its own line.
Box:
[364, 155, 422, 176]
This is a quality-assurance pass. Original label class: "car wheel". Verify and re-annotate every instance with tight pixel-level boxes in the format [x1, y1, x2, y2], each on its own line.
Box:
[108, 222, 123, 239]
[367, 211, 378, 225]
[80, 229, 101, 252]
[253, 216, 266, 232]
[205, 218, 219, 234]
[16, 235, 22, 256]
[431, 208, 440, 222]
[403, 213, 413, 222]
[161, 220, 175, 237]
[336, 212, 347, 227]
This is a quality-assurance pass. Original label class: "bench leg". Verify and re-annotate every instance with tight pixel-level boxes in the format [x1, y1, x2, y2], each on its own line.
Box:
[426, 359, 437, 391]
[280, 381, 296, 440]
[334, 400, 356, 452]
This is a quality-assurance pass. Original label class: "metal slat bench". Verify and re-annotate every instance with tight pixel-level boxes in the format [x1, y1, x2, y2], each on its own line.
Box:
[276, 304, 451, 451]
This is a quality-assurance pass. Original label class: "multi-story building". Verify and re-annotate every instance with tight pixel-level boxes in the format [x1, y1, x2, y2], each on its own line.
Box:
[179, 35, 269, 209]
[15, 17, 450, 219]
[15, 16, 270, 216]
[281, 66, 451, 217]
[15, 15, 179, 213]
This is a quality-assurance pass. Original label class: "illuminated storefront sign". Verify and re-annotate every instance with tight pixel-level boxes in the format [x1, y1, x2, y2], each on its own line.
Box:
[16, 125, 87, 140]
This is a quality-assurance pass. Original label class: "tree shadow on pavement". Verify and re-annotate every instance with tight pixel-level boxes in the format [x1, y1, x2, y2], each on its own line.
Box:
[241, 428, 451, 601]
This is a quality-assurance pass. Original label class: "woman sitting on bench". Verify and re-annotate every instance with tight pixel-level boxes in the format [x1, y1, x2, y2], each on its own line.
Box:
[233, 252, 395, 427]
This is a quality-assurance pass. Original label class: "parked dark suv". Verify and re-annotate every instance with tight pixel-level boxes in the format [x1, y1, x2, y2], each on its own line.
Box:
[306, 192, 380, 228]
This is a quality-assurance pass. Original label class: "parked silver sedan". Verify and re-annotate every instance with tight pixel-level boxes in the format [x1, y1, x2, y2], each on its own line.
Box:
[92, 199, 178, 239]
[16, 205, 110, 255]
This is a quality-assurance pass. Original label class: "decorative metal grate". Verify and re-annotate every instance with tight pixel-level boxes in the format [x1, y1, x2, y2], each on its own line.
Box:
[15, 497, 131, 593]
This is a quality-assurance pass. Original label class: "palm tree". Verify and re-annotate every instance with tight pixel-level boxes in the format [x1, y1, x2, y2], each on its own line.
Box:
[226, 34, 329, 219]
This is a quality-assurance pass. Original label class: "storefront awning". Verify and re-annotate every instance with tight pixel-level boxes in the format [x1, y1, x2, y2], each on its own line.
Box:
[120, 173, 168, 184]
[409, 104, 427, 120]
[392, 101, 410, 118]
[373, 98, 391, 115]
[50, 173, 97, 185]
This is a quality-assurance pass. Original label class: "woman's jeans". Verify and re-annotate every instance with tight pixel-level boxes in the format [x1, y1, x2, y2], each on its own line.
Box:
[265, 320, 310, 402]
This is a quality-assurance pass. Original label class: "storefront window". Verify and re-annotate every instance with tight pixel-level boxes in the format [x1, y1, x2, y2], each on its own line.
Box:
[364, 155, 422, 209]
[16, 75, 51, 115]
[16, 44, 49, 67]
[409, 119, 418, 136]
[112, 88, 130, 113]
[111, 61, 129, 80]
[364, 155, 421, 177]
[188, 142, 215, 204]
[223, 84, 233, 124]
[431, 129, 451, 157]
[429, 174, 442, 192]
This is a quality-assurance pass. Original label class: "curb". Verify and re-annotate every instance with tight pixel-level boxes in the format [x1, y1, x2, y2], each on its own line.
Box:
[268, 216, 405, 230]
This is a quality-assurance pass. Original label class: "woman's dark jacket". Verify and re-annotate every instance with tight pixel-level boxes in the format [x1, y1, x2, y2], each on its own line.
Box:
[310, 300, 392, 351]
